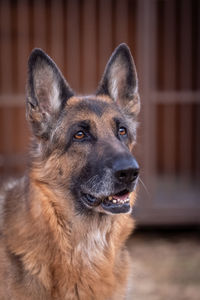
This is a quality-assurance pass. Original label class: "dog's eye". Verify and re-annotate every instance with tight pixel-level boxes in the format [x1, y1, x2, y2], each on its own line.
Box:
[118, 127, 127, 136]
[74, 131, 85, 140]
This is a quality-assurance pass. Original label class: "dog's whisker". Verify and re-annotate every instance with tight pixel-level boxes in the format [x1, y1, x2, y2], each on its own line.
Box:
[138, 177, 150, 196]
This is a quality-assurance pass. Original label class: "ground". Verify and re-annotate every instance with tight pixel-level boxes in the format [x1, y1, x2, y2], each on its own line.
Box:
[127, 228, 200, 300]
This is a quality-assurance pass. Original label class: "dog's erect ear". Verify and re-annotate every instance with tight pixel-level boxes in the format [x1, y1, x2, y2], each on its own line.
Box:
[96, 43, 140, 116]
[26, 49, 74, 139]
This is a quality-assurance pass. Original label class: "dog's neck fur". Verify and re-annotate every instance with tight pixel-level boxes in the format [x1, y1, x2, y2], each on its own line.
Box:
[5, 176, 134, 299]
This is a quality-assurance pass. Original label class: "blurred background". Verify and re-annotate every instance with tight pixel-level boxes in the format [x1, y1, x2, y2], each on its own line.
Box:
[0, 0, 200, 298]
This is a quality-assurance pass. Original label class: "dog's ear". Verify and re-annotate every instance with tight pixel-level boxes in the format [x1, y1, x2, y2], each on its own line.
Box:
[96, 43, 140, 116]
[26, 49, 74, 139]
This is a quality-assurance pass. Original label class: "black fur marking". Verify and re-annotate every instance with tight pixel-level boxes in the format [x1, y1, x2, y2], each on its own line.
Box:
[113, 116, 128, 130]
[75, 284, 80, 300]
[59, 168, 63, 176]
[69, 98, 110, 118]
[6, 250, 25, 284]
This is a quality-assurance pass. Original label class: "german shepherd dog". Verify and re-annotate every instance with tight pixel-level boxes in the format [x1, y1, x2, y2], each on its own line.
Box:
[0, 44, 140, 300]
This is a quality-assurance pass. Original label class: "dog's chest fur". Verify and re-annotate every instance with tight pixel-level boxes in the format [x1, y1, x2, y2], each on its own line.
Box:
[48, 221, 132, 300]
[0, 180, 133, 300]
[36, 213, 132, 300]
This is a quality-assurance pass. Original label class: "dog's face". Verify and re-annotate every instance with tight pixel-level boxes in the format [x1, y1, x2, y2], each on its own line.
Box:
[26, 44, 140, 215]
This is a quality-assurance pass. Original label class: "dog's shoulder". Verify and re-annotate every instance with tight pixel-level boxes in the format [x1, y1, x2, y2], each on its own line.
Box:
[0, 177, 26, 231]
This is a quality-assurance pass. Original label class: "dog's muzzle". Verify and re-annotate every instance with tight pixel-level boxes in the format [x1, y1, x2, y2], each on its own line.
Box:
[80, 156, 139, 214]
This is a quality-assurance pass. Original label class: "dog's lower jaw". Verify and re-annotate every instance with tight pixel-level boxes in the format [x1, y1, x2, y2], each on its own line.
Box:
[79, 189, 136, 215]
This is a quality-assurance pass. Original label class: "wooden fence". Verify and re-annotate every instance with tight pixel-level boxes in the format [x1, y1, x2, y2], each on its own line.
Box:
[0, 0, 199, 224]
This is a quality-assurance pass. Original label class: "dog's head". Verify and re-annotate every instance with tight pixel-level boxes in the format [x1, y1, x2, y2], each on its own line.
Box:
[26, 44, 140, 215]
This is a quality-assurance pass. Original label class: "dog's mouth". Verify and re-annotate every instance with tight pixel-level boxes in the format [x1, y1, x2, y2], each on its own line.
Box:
[81, 189, 131, 214]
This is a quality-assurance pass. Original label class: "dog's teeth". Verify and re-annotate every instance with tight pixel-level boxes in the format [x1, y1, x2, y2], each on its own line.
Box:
[107, 195, 130, 204]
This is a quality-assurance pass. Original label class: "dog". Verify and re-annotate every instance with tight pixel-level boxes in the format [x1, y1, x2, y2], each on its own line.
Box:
[0, 43, 140, 300]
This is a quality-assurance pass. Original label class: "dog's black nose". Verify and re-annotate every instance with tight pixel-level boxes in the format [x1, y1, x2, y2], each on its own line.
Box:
[113, 157, 139, 184]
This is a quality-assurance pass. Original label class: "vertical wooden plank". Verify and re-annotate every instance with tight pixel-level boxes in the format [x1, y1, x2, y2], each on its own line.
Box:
[0, 109, 4, 153]
[156, 0, 164, 90]
[17, 0, 29, 93]
[162, 0, 176, 175]
[1, 105, 14, 156]
[163, 3, 176, 89]
[137, 0, 157, 201]
[180, 1, 192, 90]
[12, 107, 21, 153]
[82, 0, 96, 94]
[0, 0, 13, 157]
[12, 107, 28, 154]
[195, 1, 200, 179]
[128, 0, 138, 63]
[115, 0, 128, 45]
[51, 0, 64, 71]
[16, 0, 29, 158]
[98, 0, 112, 77]
[196, 105, 200, 179]
[11, 2, 18, 94]
[66, 0, 80, 91]
[33, 0, 46, 50]
[0, 0, 12, 93]
[148, 0, 157, 179]
[10, 106, 29, 156]
[179, 0, 192, 176]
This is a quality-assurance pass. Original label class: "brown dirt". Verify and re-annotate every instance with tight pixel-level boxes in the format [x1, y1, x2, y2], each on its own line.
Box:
[127, 229, 200, 300]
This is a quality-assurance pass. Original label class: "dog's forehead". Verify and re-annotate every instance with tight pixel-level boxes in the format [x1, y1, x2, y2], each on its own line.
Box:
[64, 96, 122, 120]
[66, 95, 113, 106]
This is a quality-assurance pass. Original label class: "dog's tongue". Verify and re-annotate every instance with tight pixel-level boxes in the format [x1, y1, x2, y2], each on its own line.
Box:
[104, 191, 130, 206]
[112, 192, 130, 201]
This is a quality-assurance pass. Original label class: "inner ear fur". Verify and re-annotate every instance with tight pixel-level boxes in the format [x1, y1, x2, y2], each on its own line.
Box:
[26, 48, 74, 139]
[96, 43, 140, 116]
